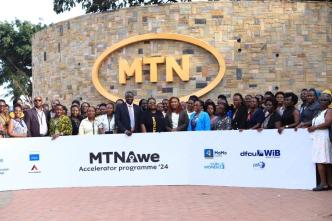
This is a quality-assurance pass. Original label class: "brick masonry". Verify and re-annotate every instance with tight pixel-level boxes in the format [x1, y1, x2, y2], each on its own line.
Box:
[32, 1, 332, 106]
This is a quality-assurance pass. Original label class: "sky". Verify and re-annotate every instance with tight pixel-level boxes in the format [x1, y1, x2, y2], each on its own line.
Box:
[0, 0, 85, 103]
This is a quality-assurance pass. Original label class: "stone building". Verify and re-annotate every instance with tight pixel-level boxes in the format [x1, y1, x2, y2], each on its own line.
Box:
[32, 1, 332, 106]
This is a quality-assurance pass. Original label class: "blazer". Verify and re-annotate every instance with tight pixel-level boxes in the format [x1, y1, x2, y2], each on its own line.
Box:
[231, 105, 248, 130]
[24, 108, 50, 137]
[165, 110, 189, 131]
[187, 111, 211, 131]
[115, 103, 141, 133]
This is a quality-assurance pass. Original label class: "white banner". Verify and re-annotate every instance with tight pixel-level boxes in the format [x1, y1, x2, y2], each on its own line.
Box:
[0, 129, 316, 191]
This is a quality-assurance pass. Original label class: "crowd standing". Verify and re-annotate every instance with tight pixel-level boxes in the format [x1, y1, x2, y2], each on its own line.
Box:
[0, 89, 331, 191]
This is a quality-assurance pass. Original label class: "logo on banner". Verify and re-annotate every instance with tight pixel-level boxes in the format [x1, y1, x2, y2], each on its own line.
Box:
[0, 158, 9, 175]
[91, 33, 226, 103]
[29, 153, 40, 161]
[204, 162, 225, 170]
[80, 151, 166, 173]
[253, 161, 266, 169]
[240, 150, 280, 158]
[204, 149, 227, 159]
[89, 151, 160, 164]
[29, 164, 41, 173]
[29, 152, 41, 173]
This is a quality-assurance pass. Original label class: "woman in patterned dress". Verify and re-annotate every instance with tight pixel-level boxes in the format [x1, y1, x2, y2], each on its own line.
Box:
[49, 104, 72, 139]
[7, 104, 28, 138]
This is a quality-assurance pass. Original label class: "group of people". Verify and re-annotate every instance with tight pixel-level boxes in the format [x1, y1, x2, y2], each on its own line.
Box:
[0, 89, 332, 191]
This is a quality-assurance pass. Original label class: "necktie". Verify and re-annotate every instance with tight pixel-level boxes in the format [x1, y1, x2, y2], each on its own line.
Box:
[128, 105, 135, 129]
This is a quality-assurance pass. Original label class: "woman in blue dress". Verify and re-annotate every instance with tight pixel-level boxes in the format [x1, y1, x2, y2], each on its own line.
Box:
[188, 100, 211, 131]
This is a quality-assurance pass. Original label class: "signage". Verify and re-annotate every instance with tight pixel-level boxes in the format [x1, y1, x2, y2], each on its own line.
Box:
[92, 33, 226, 103]
[0, 130, 316, 191]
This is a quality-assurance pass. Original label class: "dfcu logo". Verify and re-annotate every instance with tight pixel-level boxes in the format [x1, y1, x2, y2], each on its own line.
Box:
[204, 149, 227, 159]
[90, 151, 160, 164]
[240, 150, 280, 158]
[29, 154, 40, 161]
[253, 161, 266, 169]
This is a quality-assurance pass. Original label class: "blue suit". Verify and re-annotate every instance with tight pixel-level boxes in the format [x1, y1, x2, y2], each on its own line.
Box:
[187, 111, 211, 131]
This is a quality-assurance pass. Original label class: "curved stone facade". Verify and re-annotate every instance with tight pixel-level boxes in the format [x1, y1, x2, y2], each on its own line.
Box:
[32, 1, 332, 105]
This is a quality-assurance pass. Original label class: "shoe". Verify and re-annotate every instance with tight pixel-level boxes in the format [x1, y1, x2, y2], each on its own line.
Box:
[312, 185, 329, 191]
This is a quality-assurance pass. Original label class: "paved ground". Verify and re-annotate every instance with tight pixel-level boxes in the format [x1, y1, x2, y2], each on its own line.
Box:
[0, 186, 332, 221]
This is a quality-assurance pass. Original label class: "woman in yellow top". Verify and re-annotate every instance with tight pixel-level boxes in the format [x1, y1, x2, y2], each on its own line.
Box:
[49, 104, 72, 139]
[0, 99, 10, 138]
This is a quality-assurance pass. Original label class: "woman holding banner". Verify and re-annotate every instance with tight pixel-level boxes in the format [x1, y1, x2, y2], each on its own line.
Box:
[141, 97, 166, 133]
[258, 97, 281, 131]
[49, 104, 73, 139]
[187, 100, 210, 131]
[308, 91, 332, 191]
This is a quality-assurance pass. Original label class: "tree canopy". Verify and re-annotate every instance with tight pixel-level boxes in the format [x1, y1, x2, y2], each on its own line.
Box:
[53, 0, 182, 14]
[0, 20, 45, 99]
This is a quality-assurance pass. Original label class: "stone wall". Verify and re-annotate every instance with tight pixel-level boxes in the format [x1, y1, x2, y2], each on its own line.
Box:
[32, 1, 332, 105]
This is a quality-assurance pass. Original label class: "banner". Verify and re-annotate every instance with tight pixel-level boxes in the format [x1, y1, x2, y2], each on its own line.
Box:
[0, 129, 316, 191]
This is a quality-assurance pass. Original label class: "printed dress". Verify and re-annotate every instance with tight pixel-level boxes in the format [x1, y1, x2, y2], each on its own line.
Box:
[49, 115, 73, 136]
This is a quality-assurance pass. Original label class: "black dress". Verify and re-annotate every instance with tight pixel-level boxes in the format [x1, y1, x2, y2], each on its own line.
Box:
[141, 110, 166, 133]
[262, 112, 281, 129]
[231, 105, 248, 130]
[71, 116, 82, 135]
[281, 107, 295, 127]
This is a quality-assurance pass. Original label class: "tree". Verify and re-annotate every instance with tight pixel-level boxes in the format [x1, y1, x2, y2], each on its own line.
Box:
[53, 0, 184, 14]
[0, 20, 45, 99]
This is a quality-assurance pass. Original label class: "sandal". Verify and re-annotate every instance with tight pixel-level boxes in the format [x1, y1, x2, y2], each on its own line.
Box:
[312, 185, 329, 191]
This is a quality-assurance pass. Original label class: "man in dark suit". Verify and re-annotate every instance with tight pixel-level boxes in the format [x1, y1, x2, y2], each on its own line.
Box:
[24, 96, 50, 137]
[115, 91, 141, 136]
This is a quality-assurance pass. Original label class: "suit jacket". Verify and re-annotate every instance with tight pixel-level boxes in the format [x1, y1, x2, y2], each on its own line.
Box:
[231, 105, 248, 130]
[24, 108, 50, 137]
[165, 110, 189, 131]
[115, 103, 141, 133]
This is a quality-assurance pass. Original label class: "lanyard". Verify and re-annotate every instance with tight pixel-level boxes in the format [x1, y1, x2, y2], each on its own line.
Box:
[107, 115, 113, 132]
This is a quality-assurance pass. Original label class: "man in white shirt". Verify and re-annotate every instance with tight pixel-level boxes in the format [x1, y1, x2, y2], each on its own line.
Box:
[115, 91, 141, 136]
[24, 96, 49, 137]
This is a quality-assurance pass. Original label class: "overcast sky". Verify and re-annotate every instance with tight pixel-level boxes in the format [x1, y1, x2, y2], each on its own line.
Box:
[0, 0, 85, 103]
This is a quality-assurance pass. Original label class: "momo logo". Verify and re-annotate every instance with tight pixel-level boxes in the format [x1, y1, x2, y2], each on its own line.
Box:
[204, 149, 214, 158]
[92, 33, 226, 103]
[253, 161, 266, 169]
[240, 150, 280, 158]
[89, 151, 160, 164]
[204, 149, 227, 159]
